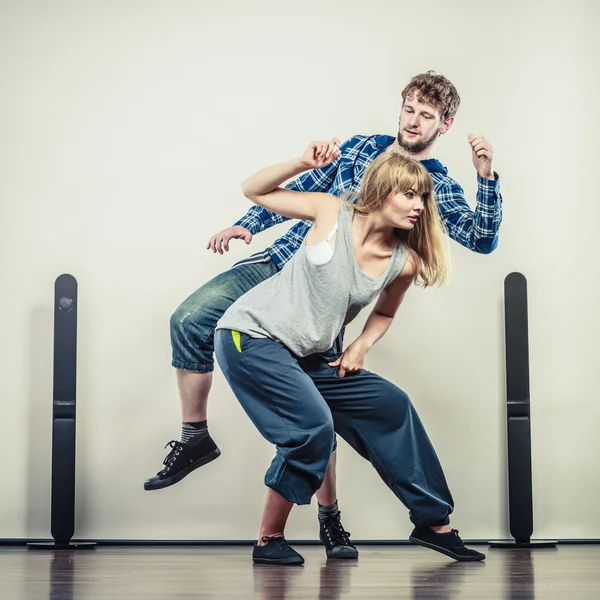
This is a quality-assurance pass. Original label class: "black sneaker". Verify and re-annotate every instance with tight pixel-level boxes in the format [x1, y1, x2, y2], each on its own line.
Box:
[409, 527, 486, 562]
[319, 511, 358, 559]
[143, 436, 221, 491]
[252, 536, 305, 565]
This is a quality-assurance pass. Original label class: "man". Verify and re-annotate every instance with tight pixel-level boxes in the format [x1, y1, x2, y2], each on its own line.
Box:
[145, 71, 502, 559]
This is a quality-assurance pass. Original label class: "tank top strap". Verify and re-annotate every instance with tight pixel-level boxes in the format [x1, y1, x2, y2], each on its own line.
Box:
[383, 243, 409, 287]
[337, 201, 354, 243]
[325, 220, 338, 242]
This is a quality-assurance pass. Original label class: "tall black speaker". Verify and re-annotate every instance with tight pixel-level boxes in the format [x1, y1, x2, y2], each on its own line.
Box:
[489, 272, 555, 548]
[29, 274, 95, 549]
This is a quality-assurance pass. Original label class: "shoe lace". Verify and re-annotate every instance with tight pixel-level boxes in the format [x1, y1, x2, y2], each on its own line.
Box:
[160, 440, 184, 474]
[449, 529, 465, 547]
[261, 536, 290, 550]
[323, 512, 353, 547]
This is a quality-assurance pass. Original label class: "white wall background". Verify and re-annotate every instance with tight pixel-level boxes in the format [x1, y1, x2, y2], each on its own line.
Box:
[1, 0, 599, 542]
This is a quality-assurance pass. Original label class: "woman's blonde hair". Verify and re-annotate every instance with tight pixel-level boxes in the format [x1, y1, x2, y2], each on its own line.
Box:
[351, 152, 449, 287]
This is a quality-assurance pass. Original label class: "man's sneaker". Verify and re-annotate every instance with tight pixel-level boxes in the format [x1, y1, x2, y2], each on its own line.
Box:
[319, 511, 358, 559]
[252, 536, 305, 565]
[143, 436, 220, 491]
[409, 527, 486, 562]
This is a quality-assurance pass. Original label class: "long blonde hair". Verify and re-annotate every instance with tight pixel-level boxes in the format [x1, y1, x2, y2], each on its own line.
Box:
[351, 152, 449, 287]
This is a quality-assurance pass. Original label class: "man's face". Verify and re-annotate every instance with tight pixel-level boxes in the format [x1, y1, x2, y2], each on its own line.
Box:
[397, 93, 452, 154]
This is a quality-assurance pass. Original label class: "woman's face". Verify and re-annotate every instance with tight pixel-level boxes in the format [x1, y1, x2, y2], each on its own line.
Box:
[382, 188, 426, 230]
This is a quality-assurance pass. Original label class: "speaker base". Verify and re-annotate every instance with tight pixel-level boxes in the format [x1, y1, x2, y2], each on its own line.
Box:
[488, 539, 557, 548]
[27, 541, 97, 550]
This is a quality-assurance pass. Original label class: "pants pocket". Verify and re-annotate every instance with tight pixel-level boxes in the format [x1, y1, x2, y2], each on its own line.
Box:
[231, 250, 271, 269]
[231, 330, 253, 353]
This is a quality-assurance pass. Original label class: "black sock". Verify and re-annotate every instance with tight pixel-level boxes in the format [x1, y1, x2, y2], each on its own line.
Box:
[181, 420, 208, 446]
[318, 500, 339, 520]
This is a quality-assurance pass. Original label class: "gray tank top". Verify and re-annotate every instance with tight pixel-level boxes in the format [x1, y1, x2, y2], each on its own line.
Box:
[216, 202, 409, 357]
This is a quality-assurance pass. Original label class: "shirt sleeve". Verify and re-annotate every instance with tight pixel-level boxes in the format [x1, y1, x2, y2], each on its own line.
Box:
[437, 173, 503, 254]
[232, 137, 354, 234]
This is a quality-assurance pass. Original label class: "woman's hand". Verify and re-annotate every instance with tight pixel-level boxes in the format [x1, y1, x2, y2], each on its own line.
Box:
[300, 138, 342, 170]
[328, 339, 369, 378]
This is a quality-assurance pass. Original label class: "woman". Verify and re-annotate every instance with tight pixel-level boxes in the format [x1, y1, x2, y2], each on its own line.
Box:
[214, 139, 485, 564]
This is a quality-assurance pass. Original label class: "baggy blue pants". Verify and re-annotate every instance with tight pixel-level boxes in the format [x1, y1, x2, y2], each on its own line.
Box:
[215, 329, 454, 528]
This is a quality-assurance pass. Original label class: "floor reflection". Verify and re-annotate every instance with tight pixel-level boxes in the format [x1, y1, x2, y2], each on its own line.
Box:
[252, 555, 357, 600]
[410, 560, 485, 600]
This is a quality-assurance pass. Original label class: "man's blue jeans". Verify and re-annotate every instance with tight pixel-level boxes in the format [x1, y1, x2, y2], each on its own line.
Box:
[170, 252, 278, 372]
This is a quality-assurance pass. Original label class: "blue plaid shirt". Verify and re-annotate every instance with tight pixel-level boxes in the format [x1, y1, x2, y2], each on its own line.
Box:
[234, 134, 503, 269]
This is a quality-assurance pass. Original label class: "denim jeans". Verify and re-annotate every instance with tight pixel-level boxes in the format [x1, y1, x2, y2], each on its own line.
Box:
[170, 252, 279, 372]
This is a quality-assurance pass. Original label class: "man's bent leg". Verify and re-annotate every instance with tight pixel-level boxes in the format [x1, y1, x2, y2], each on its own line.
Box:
[176, 370, 212, 422]
[144, 255, 278, 491]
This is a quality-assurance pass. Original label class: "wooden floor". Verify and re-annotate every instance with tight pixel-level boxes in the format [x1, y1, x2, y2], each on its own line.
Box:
[1, 544, 598, 599]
